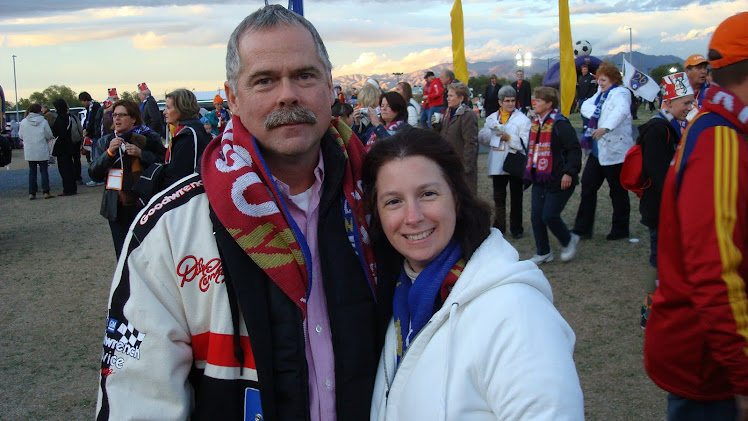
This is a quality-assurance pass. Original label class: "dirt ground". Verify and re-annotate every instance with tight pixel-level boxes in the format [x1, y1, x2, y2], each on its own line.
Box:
[0, 145, 666, 420]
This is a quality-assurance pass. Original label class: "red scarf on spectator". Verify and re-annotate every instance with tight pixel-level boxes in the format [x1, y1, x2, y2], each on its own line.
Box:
[524, 109, 559, 183]
[201, 116, 378, 317]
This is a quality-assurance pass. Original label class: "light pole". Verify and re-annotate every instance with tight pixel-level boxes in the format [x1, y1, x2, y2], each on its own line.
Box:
[515, 49, 532, 72]
[547, 57, 559, 71]
[625, 27, 633, 65]
[12, 55, 18, 122]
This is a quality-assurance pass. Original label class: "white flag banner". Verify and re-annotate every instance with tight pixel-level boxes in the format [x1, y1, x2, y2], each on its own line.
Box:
[622, 58, 660, 102]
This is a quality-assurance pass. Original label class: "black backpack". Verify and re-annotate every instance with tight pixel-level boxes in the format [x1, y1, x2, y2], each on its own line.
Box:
[0, 134, 12, 166]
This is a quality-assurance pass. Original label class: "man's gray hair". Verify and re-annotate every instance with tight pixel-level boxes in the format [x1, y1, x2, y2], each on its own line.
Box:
[141, 89, 151, 96]
[498, 85, 517, 102]
[226, 5, 332, 92]
[443, 69, 455, 80]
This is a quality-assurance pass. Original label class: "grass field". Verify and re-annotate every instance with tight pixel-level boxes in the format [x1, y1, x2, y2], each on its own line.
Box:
[0, 105, 667, 420]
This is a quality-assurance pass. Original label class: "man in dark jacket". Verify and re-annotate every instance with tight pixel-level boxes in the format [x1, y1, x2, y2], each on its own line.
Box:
[575, 64, 596, 117]
[137, 82, 165, 138]
[512, 70, 532, 113]
[483, 74, 501, 117]
[96, 5, 396, 421]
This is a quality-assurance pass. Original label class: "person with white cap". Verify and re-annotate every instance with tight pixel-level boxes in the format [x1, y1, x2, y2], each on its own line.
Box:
[635, 72, 694, 329]
[137, 82, 165, 138]
[645, 12, 748, 420]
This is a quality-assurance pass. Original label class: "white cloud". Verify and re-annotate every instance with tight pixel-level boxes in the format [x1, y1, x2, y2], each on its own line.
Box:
[662, 26, 716, 42]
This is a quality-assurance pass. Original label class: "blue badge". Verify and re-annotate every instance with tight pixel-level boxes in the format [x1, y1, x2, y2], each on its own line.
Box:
[629, 70, 649, 91]
[244, 387, 263, 421]
[107, 318, 118, 333]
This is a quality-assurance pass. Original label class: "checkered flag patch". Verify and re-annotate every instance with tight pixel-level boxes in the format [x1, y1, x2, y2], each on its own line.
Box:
[117, 321, 146, 347]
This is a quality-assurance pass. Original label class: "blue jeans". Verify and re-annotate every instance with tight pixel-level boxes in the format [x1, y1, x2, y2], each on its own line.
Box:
[426, 106, 443, 129]
[667, 393, 736, 421]
[531, 183, 575, 255]
[28, 161, 50, 195]
[420, 107, 430, 129]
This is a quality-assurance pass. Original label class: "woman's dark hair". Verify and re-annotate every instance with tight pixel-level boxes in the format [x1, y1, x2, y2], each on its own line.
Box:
[27, 103, 42, 115]
[363, 127, 491, 261]
[396, 81, 413, 102]
[380, 91, 408, 123]
[112, 99, 144, 126]
[52, 98, 69, 114]
[331, 100, 354, 118]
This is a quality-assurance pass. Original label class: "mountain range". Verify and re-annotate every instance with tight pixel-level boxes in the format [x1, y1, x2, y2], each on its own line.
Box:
[333, 51, 684, 92]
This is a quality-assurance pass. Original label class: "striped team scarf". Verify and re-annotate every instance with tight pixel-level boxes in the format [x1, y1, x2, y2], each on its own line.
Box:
[580, 85, 618, 151]
[524, 109, 559, 183]
[201, 116, 378, 317]
[394, 240, 465, 368]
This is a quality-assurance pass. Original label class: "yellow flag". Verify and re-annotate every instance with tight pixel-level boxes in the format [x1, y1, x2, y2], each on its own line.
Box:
[558, 0, 576, 115]
[451, 0, 468, 83]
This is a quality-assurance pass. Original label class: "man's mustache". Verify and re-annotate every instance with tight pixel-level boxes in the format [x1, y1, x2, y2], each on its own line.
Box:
[264, 106, 318, 130]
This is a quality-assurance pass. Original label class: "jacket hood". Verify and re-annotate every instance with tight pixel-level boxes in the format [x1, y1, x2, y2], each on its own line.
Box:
[25, 113, 45, 126]
[444, 229, 553, 307]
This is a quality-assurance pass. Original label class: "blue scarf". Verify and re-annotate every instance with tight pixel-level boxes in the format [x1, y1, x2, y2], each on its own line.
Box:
[393, 240, 462, 367]
[580, 85, 618, 154]
[658, 110, 682, 138]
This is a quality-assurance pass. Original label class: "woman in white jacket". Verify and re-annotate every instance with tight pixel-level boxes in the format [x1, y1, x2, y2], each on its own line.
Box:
[19, 104, 55, 200]
[394, 81, 421, 128]
[573, 62, 634, 241]
[478, 85, 532, 238]
[363, 128, 584, 421]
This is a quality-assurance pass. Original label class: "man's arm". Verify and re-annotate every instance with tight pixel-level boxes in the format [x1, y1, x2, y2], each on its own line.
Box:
[96, 234, 194, 420]
[678, 127, 748, 396]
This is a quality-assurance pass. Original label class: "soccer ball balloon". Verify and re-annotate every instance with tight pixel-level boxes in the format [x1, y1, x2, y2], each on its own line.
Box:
[574, 40, 592, 57]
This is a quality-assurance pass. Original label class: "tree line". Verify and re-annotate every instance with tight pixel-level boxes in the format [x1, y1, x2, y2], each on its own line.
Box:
[4, 85, 139, 112]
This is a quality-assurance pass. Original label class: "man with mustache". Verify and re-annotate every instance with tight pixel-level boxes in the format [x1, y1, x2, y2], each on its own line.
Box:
[96, 5, 397, 420]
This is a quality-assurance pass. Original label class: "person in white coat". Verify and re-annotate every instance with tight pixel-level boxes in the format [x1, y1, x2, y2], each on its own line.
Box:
[363, 128, 584, 421]
[478, 85, 532, 238]
[19, 104, 55, 200]
[573, 62, 634, 241]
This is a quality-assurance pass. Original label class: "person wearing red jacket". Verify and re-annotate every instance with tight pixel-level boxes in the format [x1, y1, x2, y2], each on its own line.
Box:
[644, 12, 748, 421]
[424, 70, 444, 129]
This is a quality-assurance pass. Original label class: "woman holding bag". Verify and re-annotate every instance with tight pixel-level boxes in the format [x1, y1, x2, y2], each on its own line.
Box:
[478, 85, 531, 238]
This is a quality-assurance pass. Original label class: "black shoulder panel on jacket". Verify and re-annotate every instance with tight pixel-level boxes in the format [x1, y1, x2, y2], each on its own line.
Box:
[129, 174, 205, 247]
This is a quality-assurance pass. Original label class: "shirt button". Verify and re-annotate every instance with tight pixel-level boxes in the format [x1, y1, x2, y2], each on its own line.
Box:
[315, 325, 322, 333]
[325, 379, 332, 388]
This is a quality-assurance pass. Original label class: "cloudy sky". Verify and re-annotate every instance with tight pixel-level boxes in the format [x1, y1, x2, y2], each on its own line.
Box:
[0, 0, 743, 101]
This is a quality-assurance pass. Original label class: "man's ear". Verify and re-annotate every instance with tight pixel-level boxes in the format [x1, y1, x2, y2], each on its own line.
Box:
[225, 81, 239, 114]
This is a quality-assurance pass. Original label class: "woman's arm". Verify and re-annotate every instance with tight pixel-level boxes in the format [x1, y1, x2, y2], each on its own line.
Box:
[461, 111, 479, 175]
[598, 88, 632, 132]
